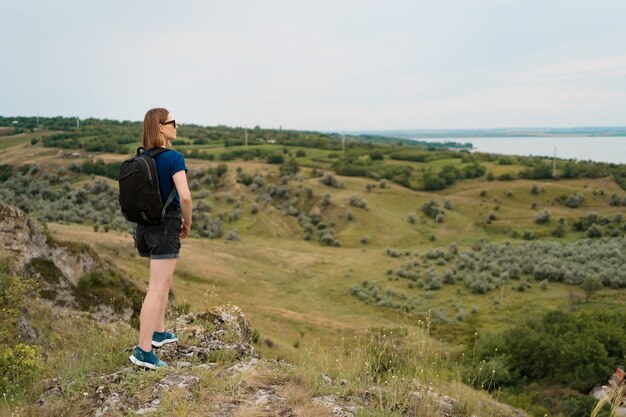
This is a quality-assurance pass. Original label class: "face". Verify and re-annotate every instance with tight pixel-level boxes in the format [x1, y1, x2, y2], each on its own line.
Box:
[159, 113, 177, 146]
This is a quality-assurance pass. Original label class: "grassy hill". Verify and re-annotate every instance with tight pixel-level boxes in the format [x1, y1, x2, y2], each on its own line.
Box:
[0, 118, 624, 416]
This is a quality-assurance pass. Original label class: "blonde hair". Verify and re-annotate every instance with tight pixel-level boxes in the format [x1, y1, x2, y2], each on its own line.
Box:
[141, 108, 169, 149]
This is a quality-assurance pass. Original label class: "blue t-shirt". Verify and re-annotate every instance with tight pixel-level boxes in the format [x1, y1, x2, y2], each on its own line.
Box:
[146, 148, 188, 208]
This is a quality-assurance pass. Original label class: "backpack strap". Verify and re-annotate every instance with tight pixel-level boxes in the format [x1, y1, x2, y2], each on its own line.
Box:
[144, 147, 171, 158]
[144, 148, 176, 219]
[161, 186, 178, 219]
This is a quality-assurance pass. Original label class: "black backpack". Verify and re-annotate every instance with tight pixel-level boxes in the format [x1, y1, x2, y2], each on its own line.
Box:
[119, 147, 177, 224]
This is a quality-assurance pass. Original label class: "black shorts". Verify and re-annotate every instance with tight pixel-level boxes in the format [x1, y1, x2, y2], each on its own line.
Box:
[134, 207, 182, 259]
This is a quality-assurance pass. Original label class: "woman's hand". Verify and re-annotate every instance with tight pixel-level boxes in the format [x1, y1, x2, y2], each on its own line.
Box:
[180, 218, 191, 239]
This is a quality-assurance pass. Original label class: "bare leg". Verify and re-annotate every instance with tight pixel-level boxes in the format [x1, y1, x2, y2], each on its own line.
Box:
[155, 274, 174, 333]
[138, 259, 177, 351]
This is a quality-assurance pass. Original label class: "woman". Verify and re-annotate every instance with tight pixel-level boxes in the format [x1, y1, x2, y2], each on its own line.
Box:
[129, 108, 192, 369]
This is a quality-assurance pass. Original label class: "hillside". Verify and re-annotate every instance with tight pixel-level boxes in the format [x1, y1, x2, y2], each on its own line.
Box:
[0, 203, 534, 417]
[0, 117, 624, 416]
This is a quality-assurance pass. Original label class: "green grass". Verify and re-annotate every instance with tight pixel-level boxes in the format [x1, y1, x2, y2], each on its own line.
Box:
[1, 132, 624, 416]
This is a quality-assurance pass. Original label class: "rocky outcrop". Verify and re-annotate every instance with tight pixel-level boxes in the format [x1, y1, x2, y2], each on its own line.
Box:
[0, 202, 142, 322]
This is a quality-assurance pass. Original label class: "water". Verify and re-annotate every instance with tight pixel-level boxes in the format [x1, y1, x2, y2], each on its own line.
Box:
[410, 136, 626, 164]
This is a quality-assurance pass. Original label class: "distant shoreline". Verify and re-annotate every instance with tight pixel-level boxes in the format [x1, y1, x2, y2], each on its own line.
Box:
[345, 127, 626, 140]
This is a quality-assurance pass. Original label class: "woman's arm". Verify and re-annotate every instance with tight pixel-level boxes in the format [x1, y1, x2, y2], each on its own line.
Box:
[173, 170, 192, 238]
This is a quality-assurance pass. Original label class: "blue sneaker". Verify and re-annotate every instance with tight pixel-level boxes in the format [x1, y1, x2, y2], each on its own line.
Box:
[152, 331, 178, 347]
[129, 346, 167, 369]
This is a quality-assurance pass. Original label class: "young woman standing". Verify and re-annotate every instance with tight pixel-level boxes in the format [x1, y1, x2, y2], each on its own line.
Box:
[129, 108, 192, 369]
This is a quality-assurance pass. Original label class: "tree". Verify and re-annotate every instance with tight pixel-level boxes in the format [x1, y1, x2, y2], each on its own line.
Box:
[580, 276, 602, 302]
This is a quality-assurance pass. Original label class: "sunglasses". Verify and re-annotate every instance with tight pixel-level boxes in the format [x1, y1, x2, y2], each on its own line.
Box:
[162, 120, 177, 128]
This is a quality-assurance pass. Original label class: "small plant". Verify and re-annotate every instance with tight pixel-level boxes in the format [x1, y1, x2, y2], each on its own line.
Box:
[348, 195, 368, 210]
[535, 210, 551, 224]
[320, 174, 342, 188]
[225, 230, 240, 241]
[531, 184, 539, 194]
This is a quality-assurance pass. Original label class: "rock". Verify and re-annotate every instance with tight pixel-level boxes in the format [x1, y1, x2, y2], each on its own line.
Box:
[312, 395, 358, 417]
[320, 373, 333, 385]
[152, 373, 200, 400]
[0, 202, 142, 323]
[159, 305, 258, 365]
[36, 378, 62, 405]
[225, 357, 260, 375]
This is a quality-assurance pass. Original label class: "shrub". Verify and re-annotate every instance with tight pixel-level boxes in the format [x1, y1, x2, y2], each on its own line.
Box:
[587, 224, 602, 238]
[552, 222, 566, 238]
[531, 184, 539, 194]
[216, 164, 228, 177]
[535, 210, 551, 224]
[266, 153, 285, 164]
[225, 230, 240, 241]
[320, 174, 342, 188]
[421, 199, 444, 221]
[385, 248, 403, 258]
[559, 192, 585, 208]
[444, 200, 453, 210]
[609, 193, 621, 206]
[348, 195, 368, 209]
[0, 343, 43, 397]
[407, 212, 417, 224]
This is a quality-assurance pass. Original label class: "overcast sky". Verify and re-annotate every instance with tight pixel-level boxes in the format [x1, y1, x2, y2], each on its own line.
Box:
[2, 0, 626, 131]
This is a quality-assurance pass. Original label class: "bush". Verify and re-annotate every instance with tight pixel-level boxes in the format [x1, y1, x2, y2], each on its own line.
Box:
[531, 184, 539, 194]
[558, 192, 585, 208]
[266, 153, 285, 164]
[348, 195, 368, 210]
[535, 210, 551, 224]
[225, 230, 240, 241]
[0, 343, 43, 397]
[421, 199, 444, 221]
[320, 174, 342, 188]
[587, 224, 603, 238]
[216, 164, 228, 177]
[479, 310, 626, 392]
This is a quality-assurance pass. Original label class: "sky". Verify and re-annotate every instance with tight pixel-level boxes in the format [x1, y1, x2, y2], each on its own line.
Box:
[2, 0, 626, 131]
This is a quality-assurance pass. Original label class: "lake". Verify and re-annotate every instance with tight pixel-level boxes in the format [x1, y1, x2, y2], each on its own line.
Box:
[410, 136, 626, 164]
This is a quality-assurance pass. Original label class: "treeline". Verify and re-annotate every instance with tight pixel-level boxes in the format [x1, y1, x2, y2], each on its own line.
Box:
[6, 116, 438, 154]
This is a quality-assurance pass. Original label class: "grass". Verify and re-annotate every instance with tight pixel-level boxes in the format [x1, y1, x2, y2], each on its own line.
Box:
[1, 133, 625, 415]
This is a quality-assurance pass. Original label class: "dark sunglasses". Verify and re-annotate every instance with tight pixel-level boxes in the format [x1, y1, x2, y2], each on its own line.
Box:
[161, 120, 177, 128]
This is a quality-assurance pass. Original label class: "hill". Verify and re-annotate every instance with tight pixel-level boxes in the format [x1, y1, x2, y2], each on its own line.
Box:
[0, 117, 624, 416]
